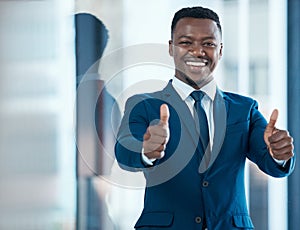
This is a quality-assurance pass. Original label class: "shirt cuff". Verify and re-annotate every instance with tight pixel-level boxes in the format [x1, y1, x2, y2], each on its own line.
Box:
[141, 148, 156, 166]
[273, 158, 286, 167]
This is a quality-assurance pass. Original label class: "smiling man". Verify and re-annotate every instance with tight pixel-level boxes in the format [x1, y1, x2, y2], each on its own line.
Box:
[115, 6, 295, 230]
[169, 17, 222, 89]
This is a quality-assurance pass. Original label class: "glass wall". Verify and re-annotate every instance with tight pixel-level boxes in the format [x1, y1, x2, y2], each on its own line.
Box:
[75, 0, 289, 229]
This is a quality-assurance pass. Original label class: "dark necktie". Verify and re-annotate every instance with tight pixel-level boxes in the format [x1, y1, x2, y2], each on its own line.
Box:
[190, 91, 209, 151]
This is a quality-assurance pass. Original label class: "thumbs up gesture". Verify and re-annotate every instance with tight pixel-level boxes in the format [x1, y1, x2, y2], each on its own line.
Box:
[143, 104, 170, 160]
[264, 109, 294, 161]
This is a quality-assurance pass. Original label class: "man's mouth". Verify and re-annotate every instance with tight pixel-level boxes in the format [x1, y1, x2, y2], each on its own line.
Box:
[185, 60, 208, 67]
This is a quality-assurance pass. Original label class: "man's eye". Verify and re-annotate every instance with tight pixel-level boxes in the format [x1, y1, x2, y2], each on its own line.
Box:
[179, 41, 191, 45]
[203, 42, 216, 47]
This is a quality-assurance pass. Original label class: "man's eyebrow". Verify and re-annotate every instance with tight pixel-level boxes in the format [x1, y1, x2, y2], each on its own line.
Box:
[177, 35, 217, 40]
[177, 35, 192, 40]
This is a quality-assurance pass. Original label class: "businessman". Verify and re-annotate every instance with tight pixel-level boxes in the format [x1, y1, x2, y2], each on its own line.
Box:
[115, 6, 295, 229]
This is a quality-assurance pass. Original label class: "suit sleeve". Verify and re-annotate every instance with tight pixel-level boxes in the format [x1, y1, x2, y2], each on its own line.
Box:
[114, 95, 150, 171]
[246, 100, 295, 177]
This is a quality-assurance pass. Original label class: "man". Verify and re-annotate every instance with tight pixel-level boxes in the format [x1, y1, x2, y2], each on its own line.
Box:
[115, 6, 295, 229]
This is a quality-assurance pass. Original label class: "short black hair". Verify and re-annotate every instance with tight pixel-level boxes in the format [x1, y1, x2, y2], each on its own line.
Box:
[171, 6, 222, 38]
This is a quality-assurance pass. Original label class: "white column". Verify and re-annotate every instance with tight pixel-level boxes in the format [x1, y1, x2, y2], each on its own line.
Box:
[238, 0, 250, 210]
[238, 0, 250, 94]
[268, 0, 288, 230]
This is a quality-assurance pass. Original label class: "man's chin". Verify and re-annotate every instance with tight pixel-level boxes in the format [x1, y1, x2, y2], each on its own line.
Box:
[186, 73, 209, 83]
[186, 74, 213, 88]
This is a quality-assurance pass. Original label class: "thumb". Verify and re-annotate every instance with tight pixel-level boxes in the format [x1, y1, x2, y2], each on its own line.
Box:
[266, 109, 278, 132]
[264, 109, 278, 144]
[160, 104, 169, 126]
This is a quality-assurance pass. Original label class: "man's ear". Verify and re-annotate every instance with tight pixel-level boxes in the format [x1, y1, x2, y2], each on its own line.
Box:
[168, 40, 173, 57]
[219, 43, 223, 59]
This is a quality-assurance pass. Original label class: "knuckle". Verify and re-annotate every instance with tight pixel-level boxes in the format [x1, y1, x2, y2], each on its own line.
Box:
[272, 149, 279, 156]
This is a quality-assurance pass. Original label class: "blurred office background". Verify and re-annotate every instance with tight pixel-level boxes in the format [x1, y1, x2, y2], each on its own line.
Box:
[0, 0, 299, 229]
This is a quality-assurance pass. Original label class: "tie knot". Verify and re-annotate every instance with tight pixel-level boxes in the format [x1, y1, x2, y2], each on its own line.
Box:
[190, 91, 205, 102]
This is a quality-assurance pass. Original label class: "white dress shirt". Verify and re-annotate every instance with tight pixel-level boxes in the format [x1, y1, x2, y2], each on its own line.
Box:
[172, 76, 216, 150]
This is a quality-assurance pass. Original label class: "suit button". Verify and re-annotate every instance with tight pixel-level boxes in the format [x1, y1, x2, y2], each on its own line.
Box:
[195, 216, 202, 223]
[202, 181, 209, 187]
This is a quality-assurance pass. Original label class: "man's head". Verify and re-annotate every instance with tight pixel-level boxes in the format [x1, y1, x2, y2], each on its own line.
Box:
[169, 6, 223, 89]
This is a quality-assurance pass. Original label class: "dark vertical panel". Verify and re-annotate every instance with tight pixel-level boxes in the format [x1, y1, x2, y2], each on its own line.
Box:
[288, 0, 300, 229]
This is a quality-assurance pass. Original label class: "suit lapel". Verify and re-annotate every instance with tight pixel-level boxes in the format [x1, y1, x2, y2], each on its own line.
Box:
[209, 89, 228, 167]
[161, 82, 199, 147]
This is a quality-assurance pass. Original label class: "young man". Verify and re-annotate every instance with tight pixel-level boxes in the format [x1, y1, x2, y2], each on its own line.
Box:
[115, 6, 295, 229]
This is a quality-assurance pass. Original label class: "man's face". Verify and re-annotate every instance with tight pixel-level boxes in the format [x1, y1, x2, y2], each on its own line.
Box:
[169, 18, 223, 89]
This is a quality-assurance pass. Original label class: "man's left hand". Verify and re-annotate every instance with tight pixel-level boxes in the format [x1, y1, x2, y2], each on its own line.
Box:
[264, 109, 294, 161]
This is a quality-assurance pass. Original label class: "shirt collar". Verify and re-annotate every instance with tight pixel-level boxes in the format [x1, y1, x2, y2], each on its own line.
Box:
[172, 76, 217, 101]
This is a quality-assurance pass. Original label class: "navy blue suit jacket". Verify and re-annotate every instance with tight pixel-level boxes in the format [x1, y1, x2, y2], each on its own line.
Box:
[115, 82, 295, 229]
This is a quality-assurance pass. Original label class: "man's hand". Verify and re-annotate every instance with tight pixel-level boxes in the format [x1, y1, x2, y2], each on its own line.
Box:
[264, 109, 294, 161]
[143, 104, 170, 160]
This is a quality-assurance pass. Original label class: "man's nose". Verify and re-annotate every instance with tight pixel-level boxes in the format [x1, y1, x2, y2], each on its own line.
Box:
[189, 44, 205, 57]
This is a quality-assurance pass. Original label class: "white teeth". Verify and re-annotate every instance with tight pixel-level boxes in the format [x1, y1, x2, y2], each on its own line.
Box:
[186, 61, 206, 67]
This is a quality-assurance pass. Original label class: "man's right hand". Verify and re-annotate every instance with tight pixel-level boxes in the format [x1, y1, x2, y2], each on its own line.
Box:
[143, 104, 170, 160]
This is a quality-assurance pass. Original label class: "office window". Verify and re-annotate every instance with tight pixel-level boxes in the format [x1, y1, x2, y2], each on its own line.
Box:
[0, 1, 76, 229]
